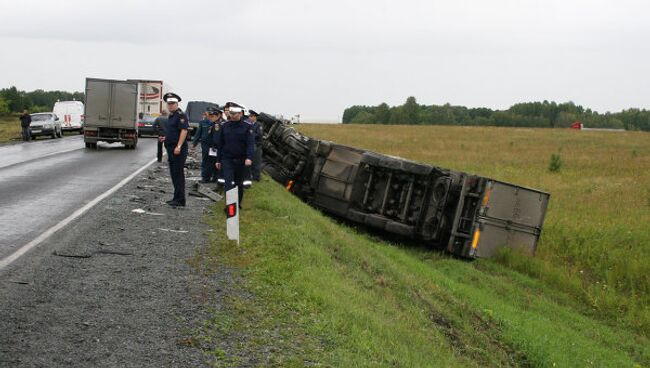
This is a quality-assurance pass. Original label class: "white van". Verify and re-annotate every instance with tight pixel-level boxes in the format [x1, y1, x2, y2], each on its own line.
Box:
[53, 100, 85, 133]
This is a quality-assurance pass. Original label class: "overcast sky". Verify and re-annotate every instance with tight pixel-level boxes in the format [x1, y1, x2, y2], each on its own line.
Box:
[1, 0, 648, 122]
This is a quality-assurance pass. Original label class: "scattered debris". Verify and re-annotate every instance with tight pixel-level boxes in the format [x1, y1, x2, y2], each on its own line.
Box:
[191, 182, 223, 202]
[131, 208, 164, 216]
[95, 250, 134, 256]
[52, 250, 92, 258]
[158, 228, 189, 234]
[129, 195, 147, 204]
[52, 249, 134, 258]
[8, 280, 31, 285]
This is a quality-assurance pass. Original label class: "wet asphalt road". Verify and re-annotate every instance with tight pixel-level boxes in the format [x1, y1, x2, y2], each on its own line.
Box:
[0, 136, 159, 261]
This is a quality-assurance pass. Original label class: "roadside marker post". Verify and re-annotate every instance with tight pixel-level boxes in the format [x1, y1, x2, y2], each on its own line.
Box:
[225, 187, 240, 246]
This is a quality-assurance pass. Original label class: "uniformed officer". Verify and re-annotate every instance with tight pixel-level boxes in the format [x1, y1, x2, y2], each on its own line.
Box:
[208, 107, 224, 182]
[162, 92, 189, 207]
[214, 102, 255, 206]
[153, 109, 168, 162]
[191, 107, 220, 183]
[247, 110, 263, 181]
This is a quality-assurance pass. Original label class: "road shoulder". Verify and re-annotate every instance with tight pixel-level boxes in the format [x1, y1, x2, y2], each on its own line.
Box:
[0, 160, 234, 367]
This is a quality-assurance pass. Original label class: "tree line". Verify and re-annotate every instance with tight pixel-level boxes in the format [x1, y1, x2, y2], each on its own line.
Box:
[0, 86, 84, 115]
[342, 97, 650, 131]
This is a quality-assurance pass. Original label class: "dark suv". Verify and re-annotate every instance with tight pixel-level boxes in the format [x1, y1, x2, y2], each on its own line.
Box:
[185, 101, 219, 135]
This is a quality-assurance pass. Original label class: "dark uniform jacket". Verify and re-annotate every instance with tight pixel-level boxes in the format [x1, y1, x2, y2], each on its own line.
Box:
[153, 116, 168, 137]
[246, 119, 263, 147]
[215, 118, 255, 162]
[19, 114, 31, 128]
[164, 109, 189, 147]
[192, 119, 214, 146]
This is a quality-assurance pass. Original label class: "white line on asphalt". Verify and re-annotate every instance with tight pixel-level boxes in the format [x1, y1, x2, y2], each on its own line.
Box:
[0, 157, 159, 271]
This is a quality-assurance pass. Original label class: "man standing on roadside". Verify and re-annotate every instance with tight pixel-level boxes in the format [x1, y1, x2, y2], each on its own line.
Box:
[153, 109, 169, 162]
[215, 102, 255, 206]
[162, 92, 189, 207]
[19, 109, 31, 142]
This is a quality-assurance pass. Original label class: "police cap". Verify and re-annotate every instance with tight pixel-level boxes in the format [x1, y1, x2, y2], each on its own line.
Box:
[163, 92, 181, 103]
[206, 106, 222, 115]
[225, 102, 244, 113]
[248, 110, 259, 116]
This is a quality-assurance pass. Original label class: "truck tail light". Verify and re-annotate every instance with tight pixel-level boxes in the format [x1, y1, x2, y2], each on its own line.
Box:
[84, 130, 97, 137]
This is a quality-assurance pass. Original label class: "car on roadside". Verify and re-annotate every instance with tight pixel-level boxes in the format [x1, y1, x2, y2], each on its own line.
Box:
[30, 113, 62, 139]
[137, 114, 158, 137]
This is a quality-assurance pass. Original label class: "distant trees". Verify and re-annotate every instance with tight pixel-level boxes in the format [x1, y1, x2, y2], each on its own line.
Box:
[0, 86, 84, 115]
[342, 98, 650, 131]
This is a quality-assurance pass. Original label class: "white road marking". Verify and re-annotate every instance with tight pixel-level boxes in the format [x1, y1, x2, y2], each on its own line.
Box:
[0, 157, 159, 271]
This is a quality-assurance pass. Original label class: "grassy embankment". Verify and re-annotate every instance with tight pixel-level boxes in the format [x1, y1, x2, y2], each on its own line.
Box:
[191, 124, 649, 366]
[0, 115, 21, 142]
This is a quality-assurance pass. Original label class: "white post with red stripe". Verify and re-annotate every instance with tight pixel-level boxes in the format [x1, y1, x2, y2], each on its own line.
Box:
[225, 187, 239, 246]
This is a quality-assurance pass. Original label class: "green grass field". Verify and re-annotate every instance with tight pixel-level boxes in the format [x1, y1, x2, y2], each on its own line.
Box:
[194, 124, 649, 366]
[0, 115, 21, 142]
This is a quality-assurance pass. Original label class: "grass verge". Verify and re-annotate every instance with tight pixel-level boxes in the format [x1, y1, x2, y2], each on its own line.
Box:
[0, 115, 21, 143]
[193, 178, 649, 367]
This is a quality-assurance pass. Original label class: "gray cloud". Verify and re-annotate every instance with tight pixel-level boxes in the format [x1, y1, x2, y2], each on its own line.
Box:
[1, 0, 649, 121]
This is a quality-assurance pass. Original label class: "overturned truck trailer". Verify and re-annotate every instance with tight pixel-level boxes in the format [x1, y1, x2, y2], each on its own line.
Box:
[257, 113, 550, 259]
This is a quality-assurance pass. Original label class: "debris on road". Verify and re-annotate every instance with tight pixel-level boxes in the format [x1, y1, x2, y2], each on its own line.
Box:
[131, 208, 164, 216]
[192, 182, 223, 202]
[157, 228, 189, 234]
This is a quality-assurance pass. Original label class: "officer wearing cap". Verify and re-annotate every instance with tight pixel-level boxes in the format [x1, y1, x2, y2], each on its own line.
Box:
[162, 92, 189, 207]
[214, 102, 255, 206]
[247, 110, 263, 181]
[191, 106, 221, 183]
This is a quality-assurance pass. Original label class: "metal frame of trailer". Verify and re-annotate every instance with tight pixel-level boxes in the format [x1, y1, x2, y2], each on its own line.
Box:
[257, 113, 550, 259]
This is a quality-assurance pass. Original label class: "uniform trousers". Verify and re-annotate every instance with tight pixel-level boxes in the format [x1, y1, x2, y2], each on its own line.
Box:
[222, 157, 247, 204]
[166, 143, 188, 204]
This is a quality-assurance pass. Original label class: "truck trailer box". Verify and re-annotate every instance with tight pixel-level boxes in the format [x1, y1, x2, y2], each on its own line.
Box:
[83, 78, 139, 149]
